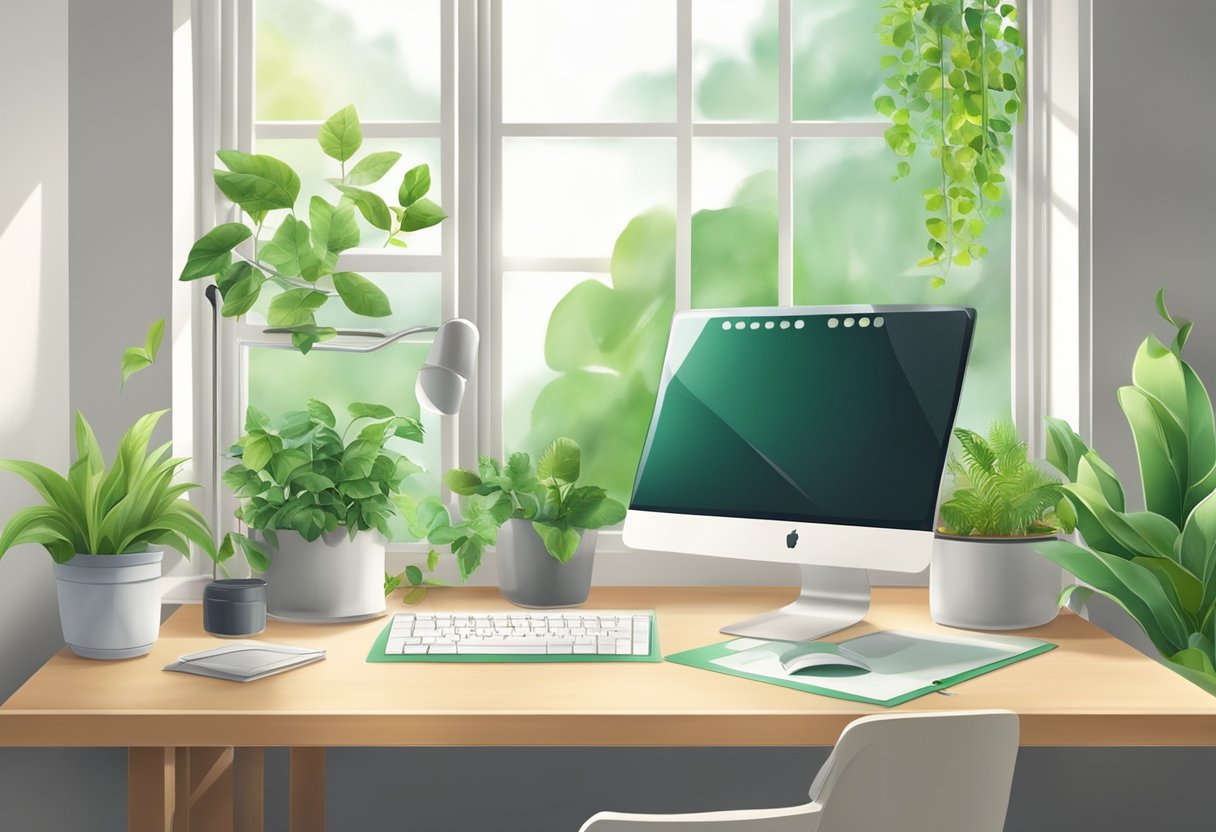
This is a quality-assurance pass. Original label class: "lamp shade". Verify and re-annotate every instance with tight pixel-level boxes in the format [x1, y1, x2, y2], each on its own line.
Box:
[416, 318, 479, 415]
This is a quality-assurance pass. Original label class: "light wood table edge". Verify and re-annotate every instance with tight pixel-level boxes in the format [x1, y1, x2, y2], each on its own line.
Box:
[3, 712, 1215, 747]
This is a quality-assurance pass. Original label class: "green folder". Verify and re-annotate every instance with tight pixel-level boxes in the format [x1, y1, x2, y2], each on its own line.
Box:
[366, 612, 661, 663]
[665, 629, 1056, 707]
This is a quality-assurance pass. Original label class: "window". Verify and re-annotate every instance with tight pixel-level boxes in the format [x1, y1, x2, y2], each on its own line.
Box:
[205, 0, 1018, 560]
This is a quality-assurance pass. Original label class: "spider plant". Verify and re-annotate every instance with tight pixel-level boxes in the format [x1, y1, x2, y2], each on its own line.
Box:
[0, 410, 216, 563]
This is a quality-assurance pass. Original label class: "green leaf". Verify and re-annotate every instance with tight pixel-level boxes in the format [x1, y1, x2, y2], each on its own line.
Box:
[180, 223, 251, 281]
[405, 564, 423, 585]
[444, 469, 483, 496]
[348, 402, 396, 420]
[219, 265, 266, 317]
[119, 319, 166, 389]
[403, 586, 429, 604]
[347, 151, 401, 186]
[288, 326, 338, 354]
[332, 184, 392, 231]
[565, 487, 627, 529]
[318, 105, 363, 163]
[260, 215, 323, 280]
[454, 536, 484, 579]
[214, 150, 300, 216]
[268, 288, 327, 328]
[332, 272, 392, 318]
[537, 437, 580, 485]
[238, 431, 280, 473]
[291, 472, 336, 493]
[398, 164, 431, 207]
[309, 196, 360, 257]
[308, 400, 337, 428]
[400, 197, 447, 231]
[534, 523, 581, 563]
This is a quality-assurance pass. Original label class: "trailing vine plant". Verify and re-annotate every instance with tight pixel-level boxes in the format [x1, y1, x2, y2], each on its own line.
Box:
[875, 1, 1024, 287]
[179, 105, 446, 353]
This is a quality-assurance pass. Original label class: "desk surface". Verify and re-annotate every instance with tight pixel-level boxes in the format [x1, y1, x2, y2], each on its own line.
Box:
[2, 587, 1214, 747]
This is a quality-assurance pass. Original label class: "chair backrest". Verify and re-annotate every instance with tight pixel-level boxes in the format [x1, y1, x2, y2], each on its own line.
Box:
[808, 710, 1019, 832]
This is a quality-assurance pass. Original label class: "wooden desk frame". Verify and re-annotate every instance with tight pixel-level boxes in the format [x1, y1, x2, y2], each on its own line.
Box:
[4, 587, 1215, 831]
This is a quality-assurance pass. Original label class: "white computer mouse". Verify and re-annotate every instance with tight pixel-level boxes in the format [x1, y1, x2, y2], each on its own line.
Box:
[779, 642, 871, 675]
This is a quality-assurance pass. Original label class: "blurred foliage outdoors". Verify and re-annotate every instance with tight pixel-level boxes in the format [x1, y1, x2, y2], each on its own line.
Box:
[250, 0, 1013, 527]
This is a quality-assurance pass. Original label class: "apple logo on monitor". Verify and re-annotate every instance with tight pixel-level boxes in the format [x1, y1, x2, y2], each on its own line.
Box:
[786, 529, 799, 548]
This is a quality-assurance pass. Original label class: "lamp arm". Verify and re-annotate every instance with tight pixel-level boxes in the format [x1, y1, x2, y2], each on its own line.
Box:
[258, 324, 440, 353]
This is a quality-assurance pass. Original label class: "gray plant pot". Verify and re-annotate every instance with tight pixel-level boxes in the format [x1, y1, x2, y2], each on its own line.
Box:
[53, 551, 163, 659]
[930, 533, 1062, 630]
[256, 529, 386, 622]
[497, 519, 597, 608]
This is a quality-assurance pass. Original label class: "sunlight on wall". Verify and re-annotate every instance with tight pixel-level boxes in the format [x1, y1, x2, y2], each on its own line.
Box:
[0, 186, 43, 437]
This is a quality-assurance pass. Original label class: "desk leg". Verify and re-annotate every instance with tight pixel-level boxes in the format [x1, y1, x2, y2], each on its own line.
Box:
[289, 748, 326, 832]
[234, 748, 265, 832]
[129, 747, 176, 832]
[187, 748, 235, 832]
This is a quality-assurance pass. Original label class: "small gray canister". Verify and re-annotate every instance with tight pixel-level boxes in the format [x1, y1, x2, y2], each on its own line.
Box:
[203, 578, 268, 637]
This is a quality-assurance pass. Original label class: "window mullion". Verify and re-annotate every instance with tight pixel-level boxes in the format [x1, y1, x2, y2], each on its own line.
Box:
[675, 0, 692, 312]
[777, 0, 794, 307]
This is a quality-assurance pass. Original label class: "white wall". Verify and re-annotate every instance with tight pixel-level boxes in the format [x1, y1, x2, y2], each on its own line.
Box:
[0, 0, 70, 704]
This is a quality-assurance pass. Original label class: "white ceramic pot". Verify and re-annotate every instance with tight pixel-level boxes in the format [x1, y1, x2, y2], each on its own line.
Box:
[497, 519, 597, 608]
[53, 551, 163, 659]
[259, 530, 386, 622]
[930, 534, 1062, 630]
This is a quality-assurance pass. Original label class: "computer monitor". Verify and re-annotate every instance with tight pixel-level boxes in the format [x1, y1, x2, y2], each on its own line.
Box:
[623, 305, 976, 641]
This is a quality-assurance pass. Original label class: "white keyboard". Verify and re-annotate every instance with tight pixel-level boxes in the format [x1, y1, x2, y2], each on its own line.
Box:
[383, 610, 654, 656]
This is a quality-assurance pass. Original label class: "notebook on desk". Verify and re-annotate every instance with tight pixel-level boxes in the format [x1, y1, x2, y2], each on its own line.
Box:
[666, 629, 1055, 707]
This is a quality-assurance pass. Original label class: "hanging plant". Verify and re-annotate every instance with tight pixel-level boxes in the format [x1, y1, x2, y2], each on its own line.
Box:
[875, 1, 1024, 287]
[179, 105, 447, 353]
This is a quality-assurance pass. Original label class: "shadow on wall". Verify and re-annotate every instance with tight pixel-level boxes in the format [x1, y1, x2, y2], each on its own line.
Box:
[0, 0, 70, 703]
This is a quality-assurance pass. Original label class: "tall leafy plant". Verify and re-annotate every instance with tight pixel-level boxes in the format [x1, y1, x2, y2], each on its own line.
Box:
[876, 0, 1024, 286]
[1040, 291, 1216, 695]
[179, 104, 447, 353]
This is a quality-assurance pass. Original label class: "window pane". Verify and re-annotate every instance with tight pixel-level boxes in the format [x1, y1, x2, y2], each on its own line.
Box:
[693, 0, 778, 122]
[254, 138, 443, 255]
[503, 257, 673, 502]
[792, 0, 885, 121]
[502, 139, 675, 259]
[256, 0, 441, 122]
[792, 139, 1012, 429]
[502, 0, 676, 122]
[245, 345, 441, 541]
[247, 273, 441, 332]
[692, 139, 777, 307]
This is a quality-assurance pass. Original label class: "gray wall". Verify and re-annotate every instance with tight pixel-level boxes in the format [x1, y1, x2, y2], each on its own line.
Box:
[2, 1, 1215, 830]
[1091, 0, 1216, 495]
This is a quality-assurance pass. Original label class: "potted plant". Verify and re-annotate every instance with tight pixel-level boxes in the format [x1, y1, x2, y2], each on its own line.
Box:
[930, 422, 1068, 630]
[402, 438, 626, 608]
[1039, 291, 1216, 695]
[0, 322, 218, 659]
[221, 399, 425, 621]
[178, 104, 447, 354]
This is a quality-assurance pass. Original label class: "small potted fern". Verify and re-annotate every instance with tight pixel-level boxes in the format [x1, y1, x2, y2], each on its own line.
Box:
[930, 422, 1067, 630]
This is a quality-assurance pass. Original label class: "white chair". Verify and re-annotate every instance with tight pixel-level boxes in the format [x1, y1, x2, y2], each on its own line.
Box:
[579, 710, 1019, 832]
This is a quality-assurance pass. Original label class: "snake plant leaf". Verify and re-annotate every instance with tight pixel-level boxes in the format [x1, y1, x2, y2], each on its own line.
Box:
[1132, 335, 1189, 429]
[1167, 649, 1216, 695]
[1063, 483, 1176, 560]
[1183, 361, 1216, 513]
[180, 223, 252, 281]
[346, 151, 401, 186]
[1044, 416, 1090, 481]
[1133, 555, 1203, 616]
[0, 506, 75, 560]
[1179, 490, 1216, 614]
[317, 105, 363, 163]
[1076, 451, 1125, 513]
[1118, 385, 1185, 527]
[214, 150, 300, 216]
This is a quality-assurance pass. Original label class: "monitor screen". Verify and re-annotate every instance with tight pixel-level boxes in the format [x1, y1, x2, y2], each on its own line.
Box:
[629, 307, 975, 532]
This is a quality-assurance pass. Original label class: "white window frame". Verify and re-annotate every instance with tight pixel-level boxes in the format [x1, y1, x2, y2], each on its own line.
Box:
[181, 0, 1090, 585]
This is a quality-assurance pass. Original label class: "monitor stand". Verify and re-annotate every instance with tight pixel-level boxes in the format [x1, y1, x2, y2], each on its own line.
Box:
[720, 565, 870, 642]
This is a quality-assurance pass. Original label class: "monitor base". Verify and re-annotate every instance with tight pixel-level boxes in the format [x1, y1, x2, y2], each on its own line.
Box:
[720, 565, 870, 642]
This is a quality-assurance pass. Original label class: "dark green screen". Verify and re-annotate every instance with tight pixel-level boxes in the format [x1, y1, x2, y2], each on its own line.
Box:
[630, 308, 975, 531]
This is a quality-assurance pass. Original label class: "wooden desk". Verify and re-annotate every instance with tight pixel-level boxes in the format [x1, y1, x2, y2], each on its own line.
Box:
[2, 587, 1214, 831]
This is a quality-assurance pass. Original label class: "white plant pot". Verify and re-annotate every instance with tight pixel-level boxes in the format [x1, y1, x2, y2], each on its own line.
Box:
[53, 551, 163, 660]
[930, 534, 1062, 630]
[259, 530, 386, 622]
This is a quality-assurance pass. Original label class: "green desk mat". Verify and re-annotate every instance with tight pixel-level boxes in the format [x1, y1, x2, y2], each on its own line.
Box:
[665, 634, 1056, 707]
[366, 611, 661, 663]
